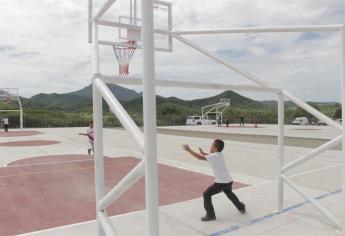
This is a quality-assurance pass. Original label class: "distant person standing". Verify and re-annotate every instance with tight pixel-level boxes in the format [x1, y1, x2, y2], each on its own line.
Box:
[253, 116, 258, 128]
[240, 113, 245, 127]
[217, 116, 221, 127]
[226, 119, 230, 127]
[2, 117, 9, 132]
[79, 121, 94, 155]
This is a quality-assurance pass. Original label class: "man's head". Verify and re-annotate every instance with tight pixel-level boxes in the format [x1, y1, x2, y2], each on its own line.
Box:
[210, 139, 224, 153]
[89, 120, 93, 128]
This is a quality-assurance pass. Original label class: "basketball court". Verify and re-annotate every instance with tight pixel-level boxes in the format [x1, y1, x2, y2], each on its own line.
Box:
[0, 0, 344, 235]
[0, 126, 341, 235]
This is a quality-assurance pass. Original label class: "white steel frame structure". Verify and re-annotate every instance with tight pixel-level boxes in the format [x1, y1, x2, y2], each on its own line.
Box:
[89, 1, 345, 235]
[0, 88, 23, 130]
[201, 98, 230, 124]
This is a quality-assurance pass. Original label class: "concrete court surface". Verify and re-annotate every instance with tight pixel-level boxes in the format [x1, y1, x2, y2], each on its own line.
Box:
[0, 125, 343, 235]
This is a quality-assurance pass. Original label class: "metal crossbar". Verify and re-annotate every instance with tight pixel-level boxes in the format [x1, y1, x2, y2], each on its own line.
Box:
[282, 136, 342, 173]
[93, 77, 145, 236]
[100, 75, 282, 93]
[281, 174, 342, 228]
[98, 160, 145, 210]
[94, 78, 144, 151]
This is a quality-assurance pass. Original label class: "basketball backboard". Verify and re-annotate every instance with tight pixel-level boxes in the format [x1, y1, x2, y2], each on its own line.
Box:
[220, 98, 231, 107]
[97, 0, 172, 52]
[0, 88, 19, 101]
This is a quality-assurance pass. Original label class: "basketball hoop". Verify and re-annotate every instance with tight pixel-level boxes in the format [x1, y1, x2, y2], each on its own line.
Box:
[113, 40, 136, 76]
[5, 96, 11, 104]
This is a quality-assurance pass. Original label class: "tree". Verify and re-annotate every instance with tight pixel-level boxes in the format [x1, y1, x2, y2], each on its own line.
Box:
[334, 107, 341, 119]
[294, 103, 320, 123]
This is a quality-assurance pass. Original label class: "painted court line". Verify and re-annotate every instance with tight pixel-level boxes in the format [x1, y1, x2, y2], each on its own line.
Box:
[3, 158, 94, 168]
[210, 189, 342, 236]
[289, 163, 342, 178]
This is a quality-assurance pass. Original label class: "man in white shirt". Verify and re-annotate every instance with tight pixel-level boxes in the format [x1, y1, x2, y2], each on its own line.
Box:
[182, 139, 246, 221]
[2, 118, 9, 132]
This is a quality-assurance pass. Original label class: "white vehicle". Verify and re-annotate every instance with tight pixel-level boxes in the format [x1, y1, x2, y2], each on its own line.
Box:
[317, 120, 327, 126]
[336, 119, 342, 125]
[186, 116, 217, 125]
[292, 117, 309, 125]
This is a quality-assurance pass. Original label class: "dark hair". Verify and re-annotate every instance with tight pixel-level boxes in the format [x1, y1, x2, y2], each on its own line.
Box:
[89, 120, 93, 124]
[214, 139, 224, 152]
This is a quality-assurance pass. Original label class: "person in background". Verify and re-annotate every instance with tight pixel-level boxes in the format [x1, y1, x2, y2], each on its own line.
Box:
[217, 116, 221, 127]
[79, 120, 94, 155]
[2, 117, 9, 132]
[240, 113, 245, 127]
[253, 116, 258, 128]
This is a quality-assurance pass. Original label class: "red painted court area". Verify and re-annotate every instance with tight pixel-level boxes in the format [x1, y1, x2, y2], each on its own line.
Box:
[0, 140, 60, 147]
[0, 130, 43, 137]
[0, 155, 248, 235]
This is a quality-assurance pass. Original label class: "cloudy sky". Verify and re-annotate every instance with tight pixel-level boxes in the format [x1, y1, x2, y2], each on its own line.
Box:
[0, 0, 344, 102]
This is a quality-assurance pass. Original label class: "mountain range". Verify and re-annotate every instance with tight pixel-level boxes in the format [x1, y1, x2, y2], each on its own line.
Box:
[1, 83, 340, 128]
[17, 83, 272, 112]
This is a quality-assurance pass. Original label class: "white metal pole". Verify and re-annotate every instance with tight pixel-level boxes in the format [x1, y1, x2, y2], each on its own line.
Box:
[93, 0, 116, 22]
[282, 174, 342, 228]
[88, 0, 92, 43]
[173, 34, 271, 88]
[283, 89, 342, 131]
[282, 135, 341, 172]
[98, 160, 145, 210]
[20, 110, 23, 130]
[172, 25, 343, 35]
[141, 0, 159, 235]
[130, 0, 133, 25]
[167, 2, 172, 51]
[92, 23, 105, 236]
[100, 75, 282, 93]
[94, 78, 144, 152]
[277, 93, 284, 213]
[340, 26, 345, 230]
[134, 0, 137, 26]
[18, 98, 23, 130]
[97, 212, 118, 236]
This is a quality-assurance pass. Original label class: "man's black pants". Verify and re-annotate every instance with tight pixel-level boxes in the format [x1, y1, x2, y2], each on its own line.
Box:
[203, 182, 244, 217]
[4, 124, 8, 132]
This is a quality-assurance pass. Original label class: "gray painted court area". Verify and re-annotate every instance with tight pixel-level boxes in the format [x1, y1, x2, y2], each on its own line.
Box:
[0, 125, 342, 235]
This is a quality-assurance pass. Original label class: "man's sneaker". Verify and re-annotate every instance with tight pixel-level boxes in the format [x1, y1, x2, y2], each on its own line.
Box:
[201, 215, 216, 221]
[239, 203, 246, 214]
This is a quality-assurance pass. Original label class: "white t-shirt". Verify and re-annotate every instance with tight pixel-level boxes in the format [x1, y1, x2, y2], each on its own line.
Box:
[206, 152, 233, 183]
[2, 118, 8, 125]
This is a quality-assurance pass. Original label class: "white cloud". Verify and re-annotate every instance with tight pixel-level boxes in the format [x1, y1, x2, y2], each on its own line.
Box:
[0, 0, 344, 102]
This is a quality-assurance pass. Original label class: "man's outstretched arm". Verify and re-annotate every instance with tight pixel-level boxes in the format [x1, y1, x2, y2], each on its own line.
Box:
[198, 147, 209, 156]
[182, 144, 207, 161]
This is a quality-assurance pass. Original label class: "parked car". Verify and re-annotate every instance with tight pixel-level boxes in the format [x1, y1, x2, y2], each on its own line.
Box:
[186, 116, 217, 125]
[317, 120, 327, 126]
[292, 117, 308, 125]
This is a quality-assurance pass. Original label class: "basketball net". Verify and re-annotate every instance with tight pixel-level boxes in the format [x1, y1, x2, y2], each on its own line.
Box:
[113, 40, 136, 76]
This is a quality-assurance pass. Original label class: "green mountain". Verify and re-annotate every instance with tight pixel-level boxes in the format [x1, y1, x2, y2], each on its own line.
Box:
[69, 83, 140, 101]
[30, 93, 92, 112]
[25, 83, 141, 112]
[123, 90, 266, 113]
